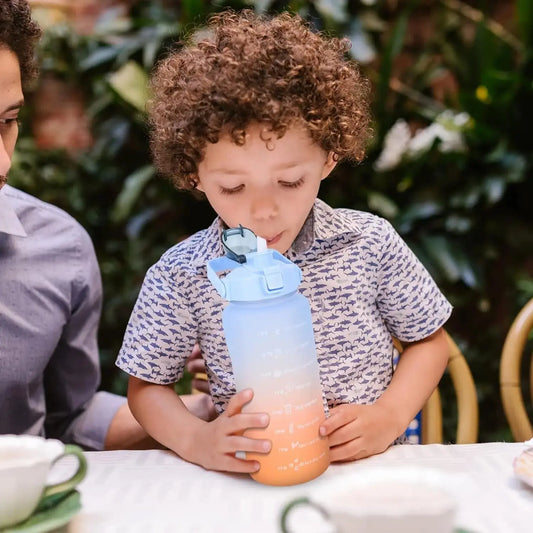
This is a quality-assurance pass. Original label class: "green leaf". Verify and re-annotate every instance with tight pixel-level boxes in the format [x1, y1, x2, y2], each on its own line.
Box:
[445, 214, 472, 234]
[516, 0, 533, 46]
[421, 236, 462, 283]
[367, 192, 399, 218]
[111, 165, 156, 223]
[400, 201, 443, 222]
[107, 61, 149, 112]
[182, 0, 207, 24]
[375, 6, 410, 131]
[80, 46, 121, 71]
[421, 236, 480, 288]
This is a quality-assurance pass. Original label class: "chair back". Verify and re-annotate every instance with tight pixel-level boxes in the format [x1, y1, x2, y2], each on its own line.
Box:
[395, 330, 478, 444]
[500, 299, 533, 441]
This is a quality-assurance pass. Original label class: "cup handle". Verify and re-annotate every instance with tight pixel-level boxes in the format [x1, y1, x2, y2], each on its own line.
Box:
[280, 497, 332, 533]
[42, 444, 88, 498]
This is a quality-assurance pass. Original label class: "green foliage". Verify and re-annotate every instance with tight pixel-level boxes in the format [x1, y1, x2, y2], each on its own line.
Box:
[11, 0, 532, 437]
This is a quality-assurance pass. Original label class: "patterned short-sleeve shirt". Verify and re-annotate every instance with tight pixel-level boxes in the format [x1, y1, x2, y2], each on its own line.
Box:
[116, 199, 452, 414]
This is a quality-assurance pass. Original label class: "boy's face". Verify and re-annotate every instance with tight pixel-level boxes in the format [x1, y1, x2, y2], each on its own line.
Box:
[197, 123, 337, 254]
[0, 48, 23, 191]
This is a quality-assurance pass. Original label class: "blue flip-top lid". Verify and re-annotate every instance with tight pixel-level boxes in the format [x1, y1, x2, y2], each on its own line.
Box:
[207, 227, 301, 302]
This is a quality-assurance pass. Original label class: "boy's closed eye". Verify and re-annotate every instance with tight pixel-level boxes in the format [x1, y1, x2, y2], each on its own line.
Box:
[279, 177, 305, 189]
[219, 184, 245, 195]
[219, 177, 306, 195]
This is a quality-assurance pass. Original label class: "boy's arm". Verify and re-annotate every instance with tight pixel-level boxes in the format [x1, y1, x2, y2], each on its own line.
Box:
[127, 377, 271, 473]
[319, 327, 449, 462]
[103, 393, 215, 450]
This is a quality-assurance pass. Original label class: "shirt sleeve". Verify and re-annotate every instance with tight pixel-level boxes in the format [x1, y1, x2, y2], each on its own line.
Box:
[115, 255, 198, 384]
[376, 218, 452, 343]
[43, 228, 121, 450]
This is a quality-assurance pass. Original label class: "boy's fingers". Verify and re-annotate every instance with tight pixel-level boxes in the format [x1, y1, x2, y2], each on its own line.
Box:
[224, 412, 269, 434]
[226, 435, 271, 455]
[329, 439, 367, 463]
[325, 421, 360, 447]
[320, 404, 360, 436]
[319, 414, 343, 436]
[191, 377, 210, 394]
[187, 358, 207, 373]
[225, 388, 253, 417]
[189, 343, 202, 358]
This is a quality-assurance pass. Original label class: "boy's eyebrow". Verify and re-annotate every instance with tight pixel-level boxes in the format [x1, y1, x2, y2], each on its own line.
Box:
[209, 161, 305, 175]
[1, 99, 24, 113]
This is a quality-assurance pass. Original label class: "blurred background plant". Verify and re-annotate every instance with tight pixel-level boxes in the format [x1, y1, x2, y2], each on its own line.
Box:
[11, 0, 532, 442]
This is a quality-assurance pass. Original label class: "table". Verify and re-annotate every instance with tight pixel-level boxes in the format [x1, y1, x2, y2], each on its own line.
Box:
[58, 442, 532, 533]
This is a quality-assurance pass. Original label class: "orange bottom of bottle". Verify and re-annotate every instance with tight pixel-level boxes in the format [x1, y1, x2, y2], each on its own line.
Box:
[246, 435, 330, 486]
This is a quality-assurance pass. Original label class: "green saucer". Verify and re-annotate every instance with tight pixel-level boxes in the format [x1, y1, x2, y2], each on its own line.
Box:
[1, 490, 81, 533]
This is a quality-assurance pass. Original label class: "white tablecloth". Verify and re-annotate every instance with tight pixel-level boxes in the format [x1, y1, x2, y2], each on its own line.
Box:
[60, 442, 532, 533]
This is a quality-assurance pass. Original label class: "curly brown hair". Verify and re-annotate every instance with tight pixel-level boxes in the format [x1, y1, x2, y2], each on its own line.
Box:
[149, 9, 372, 191]
[0, 0, 41, 88]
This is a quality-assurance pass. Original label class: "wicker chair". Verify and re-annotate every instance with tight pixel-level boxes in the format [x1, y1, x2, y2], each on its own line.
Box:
[500, 299, 533, 441]
[395, 330, 478, 444]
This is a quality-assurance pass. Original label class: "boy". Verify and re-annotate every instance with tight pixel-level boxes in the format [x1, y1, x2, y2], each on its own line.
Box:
[117, 10, 451, 472]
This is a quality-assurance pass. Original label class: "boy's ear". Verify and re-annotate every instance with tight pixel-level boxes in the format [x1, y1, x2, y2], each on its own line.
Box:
[195, 181, 204, 192]
[321, 152, 338, 180]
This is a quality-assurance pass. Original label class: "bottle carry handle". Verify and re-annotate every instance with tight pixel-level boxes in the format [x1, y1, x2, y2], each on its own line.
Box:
[207, 250, 300, 300]
[207, 256, 240, 299]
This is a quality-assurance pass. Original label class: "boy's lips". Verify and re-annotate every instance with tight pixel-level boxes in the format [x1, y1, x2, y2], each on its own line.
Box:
[266, 232, 283, 246]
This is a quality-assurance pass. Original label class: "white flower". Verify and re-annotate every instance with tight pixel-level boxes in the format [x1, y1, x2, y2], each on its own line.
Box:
[373, 119, 411, 171]
[374, 111, 471, 172]
[408, 111, 470, 156]
[407, 122, 465, 155]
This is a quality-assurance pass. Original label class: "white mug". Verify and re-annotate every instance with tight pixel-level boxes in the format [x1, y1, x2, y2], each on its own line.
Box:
[0, 434, 87, 529]
[280, 467, 457, 533]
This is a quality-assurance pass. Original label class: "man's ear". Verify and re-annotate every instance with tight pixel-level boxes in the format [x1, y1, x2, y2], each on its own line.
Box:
[321, 152, 338, 180]
[195, 180, 204, 192]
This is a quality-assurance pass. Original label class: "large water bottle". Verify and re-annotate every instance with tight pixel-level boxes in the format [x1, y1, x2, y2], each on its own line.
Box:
[207, 226, 329, 486]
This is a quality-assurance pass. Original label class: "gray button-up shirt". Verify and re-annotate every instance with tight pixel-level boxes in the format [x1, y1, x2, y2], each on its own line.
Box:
[0, 185, 124, 450]
[117, 199, 452, 415]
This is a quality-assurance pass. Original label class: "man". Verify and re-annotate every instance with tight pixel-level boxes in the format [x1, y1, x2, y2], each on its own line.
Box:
[0, 0, 211, 450]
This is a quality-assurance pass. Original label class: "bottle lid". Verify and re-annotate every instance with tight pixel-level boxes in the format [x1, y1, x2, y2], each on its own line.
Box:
[207, 226, 301, 301]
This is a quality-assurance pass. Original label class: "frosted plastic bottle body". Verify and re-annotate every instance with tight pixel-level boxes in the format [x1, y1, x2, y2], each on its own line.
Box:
[223, 291, 329, 486]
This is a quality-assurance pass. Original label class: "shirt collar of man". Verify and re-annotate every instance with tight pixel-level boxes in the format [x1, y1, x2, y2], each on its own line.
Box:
[0, 185, 27, 237]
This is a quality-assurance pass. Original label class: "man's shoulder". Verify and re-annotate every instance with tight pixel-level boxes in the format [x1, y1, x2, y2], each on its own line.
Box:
[5, 185, 90, 237]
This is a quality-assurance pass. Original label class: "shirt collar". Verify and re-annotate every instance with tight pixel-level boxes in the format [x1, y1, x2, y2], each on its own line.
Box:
[0, 186, 27, 237]
[191, 198, 362, 268]
[289, 198, 361, 255]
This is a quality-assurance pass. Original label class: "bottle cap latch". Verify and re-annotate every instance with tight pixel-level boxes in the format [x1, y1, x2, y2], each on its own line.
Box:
[207, 226, 301, 301]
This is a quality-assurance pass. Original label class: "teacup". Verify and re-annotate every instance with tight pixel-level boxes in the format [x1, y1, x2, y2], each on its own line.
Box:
[280, 467, 456, 533]
[0, 434, 87, 529]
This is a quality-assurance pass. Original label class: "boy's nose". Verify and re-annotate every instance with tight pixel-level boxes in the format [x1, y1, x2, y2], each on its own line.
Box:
[251, 195, 278, 221]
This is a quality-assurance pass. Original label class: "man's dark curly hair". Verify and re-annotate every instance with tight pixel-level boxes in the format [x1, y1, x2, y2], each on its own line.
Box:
[0, 0, 41, 88]
[149, 9, 372, 191]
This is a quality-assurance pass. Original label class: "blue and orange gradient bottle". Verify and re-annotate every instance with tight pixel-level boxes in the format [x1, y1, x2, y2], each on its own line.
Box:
[207, 226, 329, 486]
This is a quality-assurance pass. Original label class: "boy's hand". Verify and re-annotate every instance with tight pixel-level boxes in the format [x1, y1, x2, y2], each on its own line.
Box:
[319, 403, 400, 462]
[185, 388, 271, 473]
[186, 344, 210, 394]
